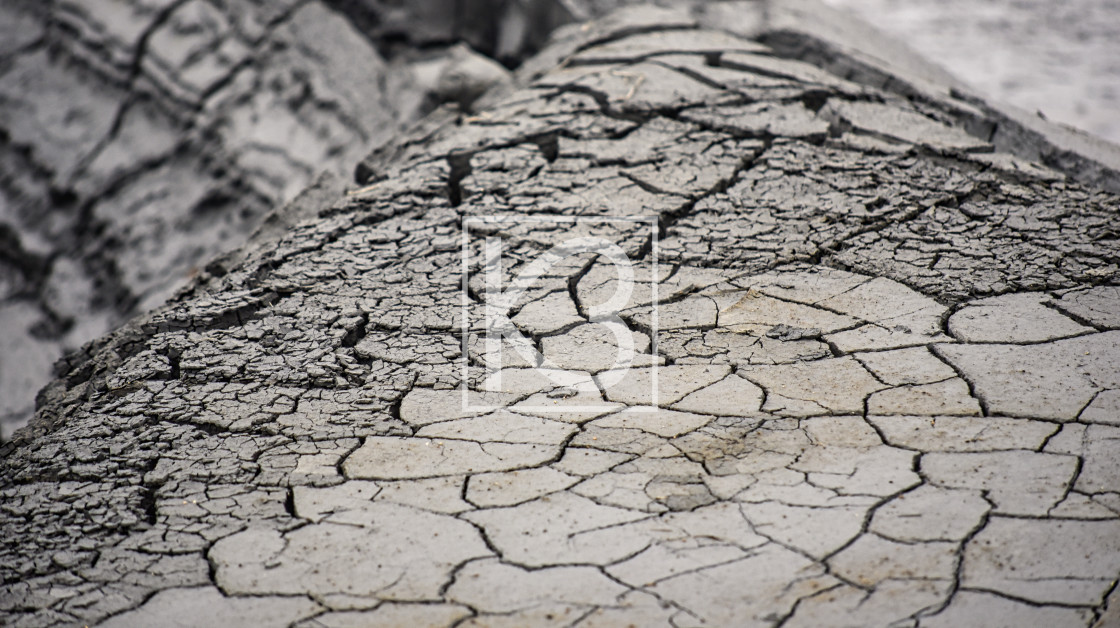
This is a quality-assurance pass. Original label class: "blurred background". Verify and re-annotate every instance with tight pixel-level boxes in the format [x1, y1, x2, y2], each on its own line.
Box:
[823, 0, 1120, 144]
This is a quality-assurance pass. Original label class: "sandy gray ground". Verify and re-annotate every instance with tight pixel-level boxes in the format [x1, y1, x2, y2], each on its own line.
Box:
[2, 2, 1120, 627]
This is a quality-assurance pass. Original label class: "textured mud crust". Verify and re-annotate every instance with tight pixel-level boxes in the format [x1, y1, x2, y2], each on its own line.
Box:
[2, 3, 1120, 627]
[0, 0, 410, 436]
[0, 0, 532, 437]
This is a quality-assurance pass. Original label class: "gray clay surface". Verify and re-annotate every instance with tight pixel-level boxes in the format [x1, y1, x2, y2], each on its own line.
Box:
[2, 2, 1119, 627]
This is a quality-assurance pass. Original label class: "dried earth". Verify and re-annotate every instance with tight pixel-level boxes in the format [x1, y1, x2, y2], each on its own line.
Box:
[0, 0, 557, 437]
[2, 2, 1120, 627]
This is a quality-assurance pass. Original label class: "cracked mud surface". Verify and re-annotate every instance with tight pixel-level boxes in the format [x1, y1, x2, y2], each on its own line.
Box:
[0, 0, 414, 436]
[0, 0, 536, 436]
[3, 4, 1120, 627]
